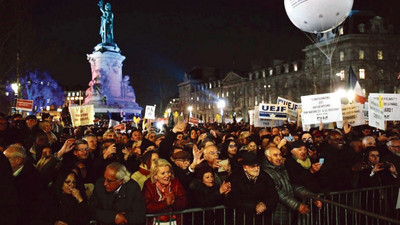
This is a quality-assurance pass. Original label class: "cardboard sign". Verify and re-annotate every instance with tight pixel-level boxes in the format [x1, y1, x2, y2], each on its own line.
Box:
[341, 103, 365, 126]
[368, 95, 385, 130]
[369, 94, 400, 121]
[301, 93, 342, 125]
[16, 99, 33, 111]
[258, 103, 288, 120]
[189, 117, 199, 125]
[113, 123, 126, 132]
[253, 107, 284, 127]
[144, 105, 156, 120]
[69, 105, 95, 127]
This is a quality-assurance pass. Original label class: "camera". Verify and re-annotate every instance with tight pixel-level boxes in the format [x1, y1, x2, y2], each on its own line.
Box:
[305, 138, 317, 151]
[380, 162, 391, 170]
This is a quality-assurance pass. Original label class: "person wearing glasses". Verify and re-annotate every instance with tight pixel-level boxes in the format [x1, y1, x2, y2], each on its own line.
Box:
[90, 162, 146, 225]
[34, 170, 90, 225]
[220, 139, 240, 174]
[383, 138, 400, 173]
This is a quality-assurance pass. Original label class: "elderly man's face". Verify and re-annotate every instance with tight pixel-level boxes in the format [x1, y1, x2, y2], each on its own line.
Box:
[243, 164, 260, 177]
[362, 137, 376, 148]
[86, 136, 98, 151]
[103, 167, 124, 192]
[291, 146, 307, 161]
[204, 145, 219, 164]
[4, 148, 23, 172]
[267, 148, 283, 167]
[389, 140, 400, 156]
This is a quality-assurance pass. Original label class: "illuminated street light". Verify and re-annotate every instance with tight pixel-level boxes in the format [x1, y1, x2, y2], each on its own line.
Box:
[11, 83, 19, 94]
[187, 105, 193, 117]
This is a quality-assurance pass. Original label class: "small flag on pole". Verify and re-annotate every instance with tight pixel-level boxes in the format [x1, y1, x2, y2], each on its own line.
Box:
[107, 111, 122, 128]
[348, 66, 366, 104]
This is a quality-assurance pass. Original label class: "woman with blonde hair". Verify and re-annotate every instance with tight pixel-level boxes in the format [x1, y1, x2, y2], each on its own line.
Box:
[142, 159, 187, 225]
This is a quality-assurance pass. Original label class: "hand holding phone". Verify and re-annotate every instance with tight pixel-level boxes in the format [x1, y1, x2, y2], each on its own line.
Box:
[319, 158, 325, 165]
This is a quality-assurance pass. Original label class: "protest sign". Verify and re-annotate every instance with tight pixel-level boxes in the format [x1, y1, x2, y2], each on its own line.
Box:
[69, 105, 95, 127]
[16, 99, 34, 111]
[369, 93, 400, 121]
[301, 93, 342, 125]
[189, 117, 199, 125]
[362, 102, 369, 121]
[254, 106, 284, 127]
[144, 105, 156, 120]
[368, 95, 385, 130]
[277, 97, 301, 122]
[258, 103, 288, 120]
[341, 103, 365, 126]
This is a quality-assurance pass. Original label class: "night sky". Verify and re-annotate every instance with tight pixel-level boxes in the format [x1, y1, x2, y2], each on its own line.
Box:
[1, 0, 399, 109]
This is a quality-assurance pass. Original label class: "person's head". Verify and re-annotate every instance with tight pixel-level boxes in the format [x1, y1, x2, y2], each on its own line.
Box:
[61, 172, 78, 195]
[365, 147, 380, 165]
[241, 151, 260, 177]
[176, 132, 184, 141]
[270, 135, 281, 146]
[132, 140, 142, 157]
[290, 140, 307, 161]
[225, 140, 238, 158]
[84, 134, 98, 152]
[121, 133, 129, 144]
[115, 133, 122, 143]
[361, 126, 372, 137]
[150, 159, 174, 185]
[105, 2, 111, 10]
[203, 145, 219, 165]
[190, 128, 199, 140]
[34, 130, 50, 148]
[103, 129, 117, 141]
[73, 139, 89, 160]
[271, 127, 280, 136]
[195, 165, 215, 187]
[103, 162, 131, 192]
[4, 144, 27, 172]
[301, 132, 313, 143]
[387, 139, 400, 157]
[238, 131, 250, 145]
[362, 136, 376, 149]
[265, 146, 283, 167]
[25, 115, 37, 129]
[146, 131, 156, 143]
[258, 129, 270, 138]
[141, 150, 159, 169]
[327, 130, 344, 150]
[131, 129, 142, 141]
[260, 135, 271, 150]
[247, 140, 258, 152]
[0, 117, 8, 131]
[39, 121, 52, 133]
[171, 150, 191, 170]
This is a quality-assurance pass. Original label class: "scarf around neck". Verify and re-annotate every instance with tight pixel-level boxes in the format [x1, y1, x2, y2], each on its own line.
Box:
[293, 155, 312, 169]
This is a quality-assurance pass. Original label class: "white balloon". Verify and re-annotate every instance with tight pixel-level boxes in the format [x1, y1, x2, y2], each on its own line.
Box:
[284, 0, 354, 33]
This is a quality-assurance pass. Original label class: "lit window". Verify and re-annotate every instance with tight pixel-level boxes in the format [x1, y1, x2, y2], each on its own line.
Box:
[196, 97, 199, 101]
[262, 71, 266, 78]
[217, 92, 219, 98]
[377, 50, 383, 60]
[68, 92, 71, 97]
[226, 92, 229, 97]
[76, 92, 80, 96]
[261, 96, 264, 103]
[340, 70, 345, 80]
[255, 96, 258, 106]
[293, 64, 298, 71]
[269, 69, 273, 76]
[359, 69, 365, 79]
[340, 51, 345, 61]
[209, 83, 212, 89]
[208, 104, 211, 109]
[222, 93, 224, 98]
[339, 26, 344, 35]
[359, 50, 364, 60]
[284, 66, 289, 73]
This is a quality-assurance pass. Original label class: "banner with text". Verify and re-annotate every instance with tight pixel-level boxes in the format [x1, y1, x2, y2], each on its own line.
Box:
[368, 95, 385, 130]
[144, 105, 156, 120]
[69, 105, 95, 127]
[253, 107, 284, 127]
[16, 99, 34, 111]
[369, 93, 400, 121]
[258, 103, 288, 120]
[341, 103, 365, 126]
[277, 97, 301, 122]
[301, 93, 343, 125]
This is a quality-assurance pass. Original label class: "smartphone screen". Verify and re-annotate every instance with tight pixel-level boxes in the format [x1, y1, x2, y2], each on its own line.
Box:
[319, 158, 325, 165]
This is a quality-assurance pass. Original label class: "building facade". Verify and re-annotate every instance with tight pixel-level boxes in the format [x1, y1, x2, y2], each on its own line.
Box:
[177, 12, 400, 122]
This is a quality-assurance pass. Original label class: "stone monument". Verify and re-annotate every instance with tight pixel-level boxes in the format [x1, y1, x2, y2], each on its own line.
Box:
[84, 0, 142, 116]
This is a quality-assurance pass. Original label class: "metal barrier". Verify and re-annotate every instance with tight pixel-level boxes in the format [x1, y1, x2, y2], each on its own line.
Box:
[145, 185, 400, 225]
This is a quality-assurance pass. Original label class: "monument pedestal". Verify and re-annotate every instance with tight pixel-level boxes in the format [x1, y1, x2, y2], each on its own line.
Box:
[84, 43, 142, 117]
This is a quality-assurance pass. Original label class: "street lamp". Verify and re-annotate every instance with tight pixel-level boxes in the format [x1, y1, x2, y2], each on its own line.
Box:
[187, 105, 193, 118]
[217, 99, 226, 123]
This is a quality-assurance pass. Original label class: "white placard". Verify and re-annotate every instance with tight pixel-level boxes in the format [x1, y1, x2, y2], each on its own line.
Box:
[258, 103, 288, 120]
[362, 102, 369, 121]
[341, 103, 365, 126]
[248, 110, 255, 125]
[368, 95, 385, 130]
[254, 107, 284, 127]
[369, 94, 400, 121]
[277, 97, 301, 121]
[144, 105, 156, 120]
[69, 105, 95, 127]
[301, 93, 343, 125]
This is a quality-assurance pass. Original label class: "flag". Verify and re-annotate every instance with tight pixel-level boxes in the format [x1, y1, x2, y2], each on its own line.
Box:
[348, 66, 366, 104]
[107, 111, 122, 128]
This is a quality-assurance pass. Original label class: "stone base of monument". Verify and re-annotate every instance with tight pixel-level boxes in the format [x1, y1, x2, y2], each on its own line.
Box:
[84, 42, 143, 118]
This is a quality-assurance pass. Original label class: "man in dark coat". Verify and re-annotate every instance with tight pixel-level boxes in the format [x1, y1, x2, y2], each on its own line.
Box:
[227, 151, 278, 225]
[90, 162, 146, 225]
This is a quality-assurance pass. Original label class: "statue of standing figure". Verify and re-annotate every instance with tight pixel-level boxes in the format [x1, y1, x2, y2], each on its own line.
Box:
[98, 0, 114, 44]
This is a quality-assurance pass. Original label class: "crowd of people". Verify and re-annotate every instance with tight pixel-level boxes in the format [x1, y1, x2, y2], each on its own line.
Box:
[1, 112, 399, 225]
